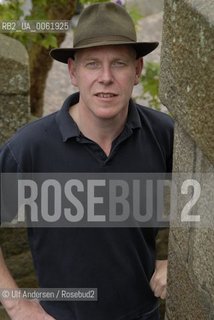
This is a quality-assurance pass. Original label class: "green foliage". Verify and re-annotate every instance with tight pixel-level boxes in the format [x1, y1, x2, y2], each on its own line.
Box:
[0, 0, 24, 20]
[39, 34, 58, 49]
[80, 0, 107, 4]
[0, 0, 71, 49]
[128, 7, 143, 25]
[140, 62, 161, 110]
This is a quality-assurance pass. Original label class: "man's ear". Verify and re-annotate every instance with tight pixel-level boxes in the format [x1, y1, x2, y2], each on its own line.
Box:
[68, 57, 78, 87]
[134, 57, 143, 85]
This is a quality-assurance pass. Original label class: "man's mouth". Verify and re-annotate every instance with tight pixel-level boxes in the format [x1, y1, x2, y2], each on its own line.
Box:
[95, 93, 117, 98]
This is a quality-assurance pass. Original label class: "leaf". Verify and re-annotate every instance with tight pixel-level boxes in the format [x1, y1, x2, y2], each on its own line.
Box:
[40, 34, 58, 49]
[128, 7, 143, 24]
[140, 62, 161, 110]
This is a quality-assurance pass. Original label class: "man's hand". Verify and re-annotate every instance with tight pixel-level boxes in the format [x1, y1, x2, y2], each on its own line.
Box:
[7, 298, 55, 320]
[150, 259, 168, 300]
[0, 249, 55, 319]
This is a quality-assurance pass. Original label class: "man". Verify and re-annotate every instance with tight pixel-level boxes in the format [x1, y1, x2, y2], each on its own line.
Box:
[0, 2, 173, 319]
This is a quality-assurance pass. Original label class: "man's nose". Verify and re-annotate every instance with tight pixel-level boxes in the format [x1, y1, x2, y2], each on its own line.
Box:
[98, 65, 114, 85]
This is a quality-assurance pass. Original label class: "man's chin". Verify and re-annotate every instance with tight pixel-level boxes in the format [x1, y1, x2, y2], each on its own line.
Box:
[94, 108, 122, 120]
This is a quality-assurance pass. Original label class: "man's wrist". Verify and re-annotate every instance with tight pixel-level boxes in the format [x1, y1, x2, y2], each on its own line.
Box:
[2, 295, 24, 317]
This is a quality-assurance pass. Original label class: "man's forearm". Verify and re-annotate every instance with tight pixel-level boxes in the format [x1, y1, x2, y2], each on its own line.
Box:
[0, 247, 20, 313]
[0, 248, 55, 320]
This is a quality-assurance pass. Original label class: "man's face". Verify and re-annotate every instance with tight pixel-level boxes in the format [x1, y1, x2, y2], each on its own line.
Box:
[68, 45, 143, 120]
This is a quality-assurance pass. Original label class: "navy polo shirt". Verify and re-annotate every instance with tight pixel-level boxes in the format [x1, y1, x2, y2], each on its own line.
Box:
[0, 92, 174, 320]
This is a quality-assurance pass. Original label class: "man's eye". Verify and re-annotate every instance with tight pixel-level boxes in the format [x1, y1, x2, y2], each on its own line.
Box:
[85, 61, 100, 69]
[112, 61, 127, 67]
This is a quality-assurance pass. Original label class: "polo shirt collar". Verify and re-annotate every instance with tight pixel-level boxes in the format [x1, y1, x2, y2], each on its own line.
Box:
[125, 99, 142, 130]
[56, 92, 142, 142]
[55, 93, 80, 142]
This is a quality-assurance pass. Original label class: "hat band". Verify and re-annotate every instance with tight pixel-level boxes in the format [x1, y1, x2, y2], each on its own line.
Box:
[74, 35, 136, 49]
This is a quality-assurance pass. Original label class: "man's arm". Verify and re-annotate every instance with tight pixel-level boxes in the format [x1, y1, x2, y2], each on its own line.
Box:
[0, 248, 55, 320]
[149, 228, 169, 299]
[149, 259, 168, 300]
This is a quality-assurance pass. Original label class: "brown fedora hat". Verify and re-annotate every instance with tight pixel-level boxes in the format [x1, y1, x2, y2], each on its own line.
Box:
[50, 2, 159, 64]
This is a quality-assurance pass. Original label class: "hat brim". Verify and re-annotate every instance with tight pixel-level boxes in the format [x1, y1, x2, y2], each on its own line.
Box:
[49, 42, 159, 64]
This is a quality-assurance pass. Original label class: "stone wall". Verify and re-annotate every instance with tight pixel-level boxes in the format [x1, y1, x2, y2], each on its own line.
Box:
[159, 0, 214, 319]
[0, 34, 30, 145]
[126, 0, 164, 17]
[0, 34, 31, 319]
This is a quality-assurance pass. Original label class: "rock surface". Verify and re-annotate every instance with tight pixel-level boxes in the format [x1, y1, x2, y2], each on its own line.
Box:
[0, 34, 30, 144]
[160, 1, 214, 319]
